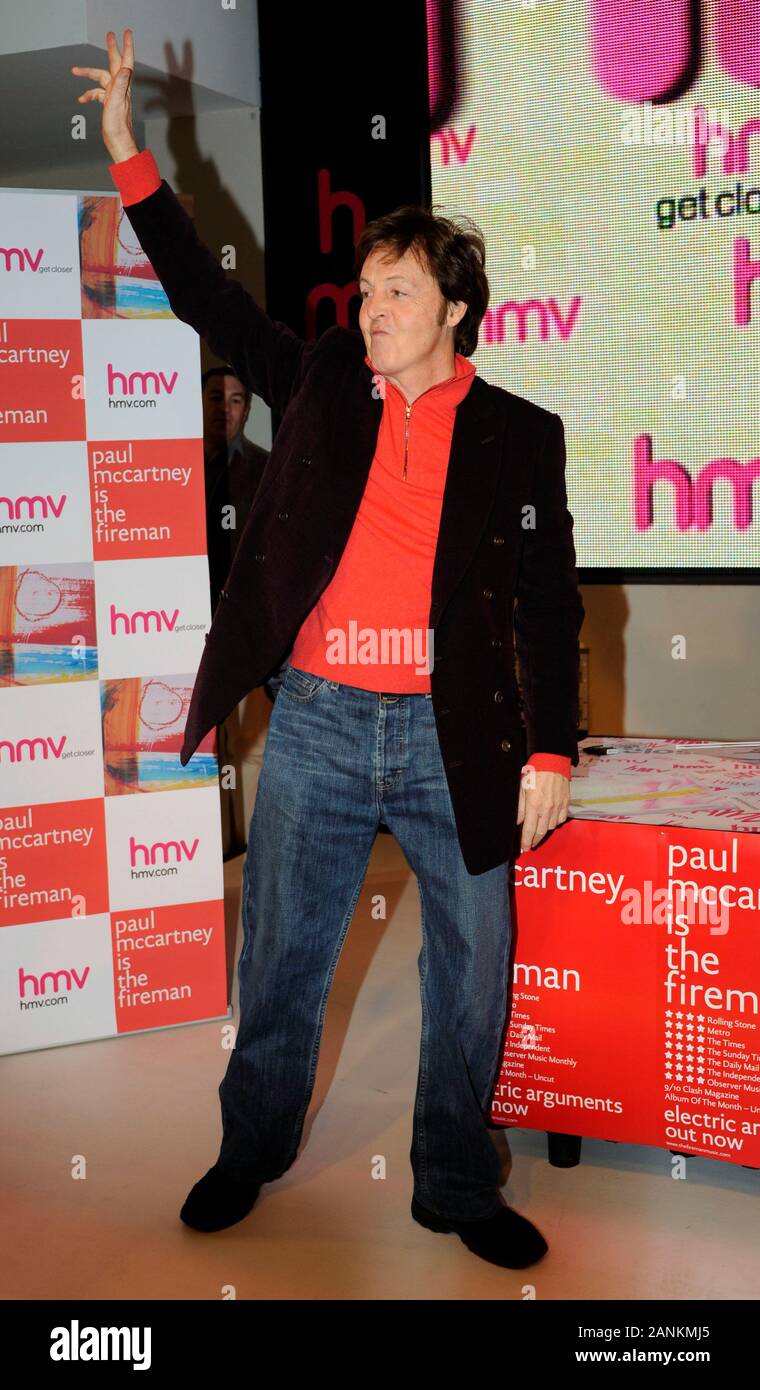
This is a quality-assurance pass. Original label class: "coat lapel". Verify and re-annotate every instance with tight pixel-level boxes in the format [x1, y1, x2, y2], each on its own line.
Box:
[429, 375, 508, 626]
[326, 361, 384, 563]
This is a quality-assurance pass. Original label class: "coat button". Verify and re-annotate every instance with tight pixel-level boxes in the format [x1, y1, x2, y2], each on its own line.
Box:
[278, 511, 289, 520]
[301, 456, 312, 466]
[491, 638, 502, 648]
[494, 690, 504, 703]
[483, 586, 493, 599]
[501, 738, 511, 752]
[492, 534, 505, 545]
[254, 552, 266, 562]
[220, 589, 228, 599]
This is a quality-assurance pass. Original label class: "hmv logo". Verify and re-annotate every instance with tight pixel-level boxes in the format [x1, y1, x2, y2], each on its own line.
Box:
[0, 735, 66, 763]
[692, 107, 760, 178]
[0, 494, 66, 521]
[484, 297, 582, 345]
[0, 246, 43, 272]
[107, 362, 178, 404]
[19, 964, 90, 1003]
[634, 435, 760, 531]
[129, 835, 199, 874]
[431, 125, 477, 167]
[110, 603, 179, 635]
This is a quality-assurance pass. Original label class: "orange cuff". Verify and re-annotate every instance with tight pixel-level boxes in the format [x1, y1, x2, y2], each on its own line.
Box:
[108, 148, 161, 206]
[525, 752, 572, 779]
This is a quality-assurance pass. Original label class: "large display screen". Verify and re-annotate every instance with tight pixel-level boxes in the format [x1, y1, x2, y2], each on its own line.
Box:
[428, 0, 760, 578]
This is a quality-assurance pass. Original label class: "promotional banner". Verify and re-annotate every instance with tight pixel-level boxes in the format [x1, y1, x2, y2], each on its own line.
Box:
[494, 817, 760, 1169]
[428, 0, 760, 573]
[0, 186, 228, 1055]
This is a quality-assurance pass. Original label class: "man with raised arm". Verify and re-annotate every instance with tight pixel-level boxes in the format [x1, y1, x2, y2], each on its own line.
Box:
[73, 30, 584, 1271]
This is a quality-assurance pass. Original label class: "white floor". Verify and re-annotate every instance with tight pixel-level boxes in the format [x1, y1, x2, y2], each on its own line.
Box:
[3, 832, 758, 1301]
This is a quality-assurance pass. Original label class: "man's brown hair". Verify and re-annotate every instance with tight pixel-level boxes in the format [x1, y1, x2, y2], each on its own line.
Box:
[354, 204, 489, 357]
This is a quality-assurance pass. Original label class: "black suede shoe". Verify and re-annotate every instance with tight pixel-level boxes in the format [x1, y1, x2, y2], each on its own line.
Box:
[411, 1195, 548, 1268]
[180, 1164, 262, 1232]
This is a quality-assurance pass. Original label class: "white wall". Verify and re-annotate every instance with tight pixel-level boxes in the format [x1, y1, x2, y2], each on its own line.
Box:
[85, 0, 260, 106]
[580, 584, 759, 739]
[0, 0, 86, 53]
[0, 0, 260, 106]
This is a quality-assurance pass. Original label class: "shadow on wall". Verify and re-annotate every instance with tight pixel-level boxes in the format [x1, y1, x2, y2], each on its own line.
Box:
[137, 37, 265, 376]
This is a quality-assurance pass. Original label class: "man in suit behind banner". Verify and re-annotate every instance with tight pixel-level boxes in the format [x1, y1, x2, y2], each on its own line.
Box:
[75, 28, 585, 1271]
[201, 364, 269, 613]
[200, 365, 282, 855]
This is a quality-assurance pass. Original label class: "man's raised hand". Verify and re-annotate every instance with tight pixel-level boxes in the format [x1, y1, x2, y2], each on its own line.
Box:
[72, 29, 139, 164]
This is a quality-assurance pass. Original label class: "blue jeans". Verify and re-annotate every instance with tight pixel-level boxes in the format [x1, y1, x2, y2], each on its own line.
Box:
[216, 664, 512, 1220]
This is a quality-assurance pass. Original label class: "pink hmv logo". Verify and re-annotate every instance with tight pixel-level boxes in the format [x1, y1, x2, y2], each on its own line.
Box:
[0, 735, 67, 762]
[110, 604, 179, 635]
[129, 836, 199, 866]
[107, 364, 178, 396]
[0, 246, 44, 272]
[0, 494, 66, 520]
[634, 435, 760, 530]
[18, 965, 90, 999]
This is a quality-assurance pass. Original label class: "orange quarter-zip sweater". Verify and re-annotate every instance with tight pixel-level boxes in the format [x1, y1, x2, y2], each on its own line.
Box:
[109, 149, 571, 780]
[291, 350, 475, 692]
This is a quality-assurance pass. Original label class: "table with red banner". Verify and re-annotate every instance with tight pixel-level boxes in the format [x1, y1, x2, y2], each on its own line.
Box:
[491, 738, 760, 1172]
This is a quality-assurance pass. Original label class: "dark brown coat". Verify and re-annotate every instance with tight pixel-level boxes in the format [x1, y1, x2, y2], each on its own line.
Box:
[123, 181, 585, 874]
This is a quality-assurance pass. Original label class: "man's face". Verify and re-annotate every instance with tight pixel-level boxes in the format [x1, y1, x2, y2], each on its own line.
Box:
[202, 374, 250, 447]
[358, 244, 463, 377]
